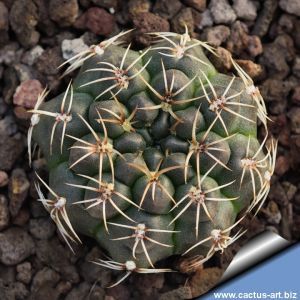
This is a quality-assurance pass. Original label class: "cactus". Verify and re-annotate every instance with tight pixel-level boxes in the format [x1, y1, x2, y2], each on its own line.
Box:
[28, 28, 277, 286]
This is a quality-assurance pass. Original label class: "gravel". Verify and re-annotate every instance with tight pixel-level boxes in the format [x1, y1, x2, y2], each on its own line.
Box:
[0, 0, 299, 298]
[209, 0, 237, 24]
[0, 227, 35, 265]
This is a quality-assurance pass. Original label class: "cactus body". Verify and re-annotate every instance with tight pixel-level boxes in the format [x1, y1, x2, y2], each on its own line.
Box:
[29, 29, 276, 281]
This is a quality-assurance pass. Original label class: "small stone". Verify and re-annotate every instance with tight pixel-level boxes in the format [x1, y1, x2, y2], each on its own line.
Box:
[0, 42, 20, 66]
[288, 107, 300, 134]
[0, 133, 24, 171]
[195, 9, 213, 30]
[275, 155, 290, 176]
[61, 38, 89, 61]
[171, 7, 194, 34]
[159, 286, 193, 300]
[247, 35, 263, 57]
[129, 0, 152, 16]
[0, 279, 15, 299]
[260, 34, 294, 79]
[8, 169, 30, 217]
[0, 171, 9, 187]
[209, 47, 232, 71]
[183, 0, 206, 12]
[292, 57, 300, 78]
[293, 19, 300, 49]
[36, 238, 80, 283]
[49, 0, 79, 27]
[0, 227, 35, 265]
[133, 12, 170, 46]
[189, 268, 223, 297]
[153, 0, 182, 19]
[0, 195, 9, 231]
[279, 0, 300, 17]
[209, 0, 237, 25]
[91, 0, 118, 9]
[84, 7, 115, 36]
[16, 262, 32, 284]
[233, 0, 257, 21]
[0, 115, 18, 136]
[9, 0, 40, 48]
[79, 247, 111, 285]
[31, 267, 60, 293]
[262, 201, 282, 224]
[12, 208, 30, 226]
[13, 79, 43, 109]
[234, 60, 264, 80]
[292, 86, 300, 104]
[282, 181, 297, 201]
[13, 281, 29, 299]
[29, 218, 56, 240]
[0, 2, 9, 31]
[13, 63, 35, 82]
[65, 282, 91, 300]
[56, 281, 72, 296]
[278, 14, 295, 33]
[105, 284, 131, 300]
[203, 25, 230, 47]
[35, 47, 64, 76]
[226, 21, 249, 55]
[22, 45, 44, 66]
[3, 67, 18, 104]
[252, 0, 278, 37]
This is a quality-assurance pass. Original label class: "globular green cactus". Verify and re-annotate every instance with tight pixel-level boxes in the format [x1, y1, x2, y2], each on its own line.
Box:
[28, 28, 277, 286]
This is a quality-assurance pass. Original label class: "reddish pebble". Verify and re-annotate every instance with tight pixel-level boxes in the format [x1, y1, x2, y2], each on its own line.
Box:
[0, 170, 9, 187]
[13, 79, 43, 109]
[85, 7, 115, 36]
[275, 155, 290, 176]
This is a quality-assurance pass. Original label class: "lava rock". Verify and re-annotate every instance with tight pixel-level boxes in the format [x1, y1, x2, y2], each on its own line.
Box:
[252, 0, 278, 37]
[9, 0, 40, 48]
[0, 133, 24, 171]
[260, 34, 294, 79]
[0, 195, 10, 231]
[171, 7, 194, 34]
[279, 0, 300, 17]
[234, 60, 264, 80]
[132, 12, 170, 46]
[35, 47, 64, 76]
[0, 2, 9, 31]
[288, 107, 300, 134]
[209, 0, 237, 25]
[195, 9, 213, 30]
[0, 115, 18, 136]
[183, 0, 206, 12]
[153, 0, 182, 19]
[0, 0, 9, 45]
[8, 169, 30, 217]
[49, 0, 79, 27]
[16, 262, 32, 284]
[233, 0, 258, 21]
[0, 171, 9, 187]
[65, 282, 91, 300]
[0, 227, 35, 266]
[203, 25, 230, 47]
[79, 247, 111, 285]
[13, 79, 44, 109]
[227, 21, 262, 57]
[77, 7, 115, 36]
[29, 218, 56, 240]
[61, 38, 89, 61]
[36, 238, 80, 283]
[128, 0, 152, 16]
[21, 45, 44, 66]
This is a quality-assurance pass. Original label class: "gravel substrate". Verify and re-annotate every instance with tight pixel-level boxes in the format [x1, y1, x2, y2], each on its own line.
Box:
[0, 0, 299, 299]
